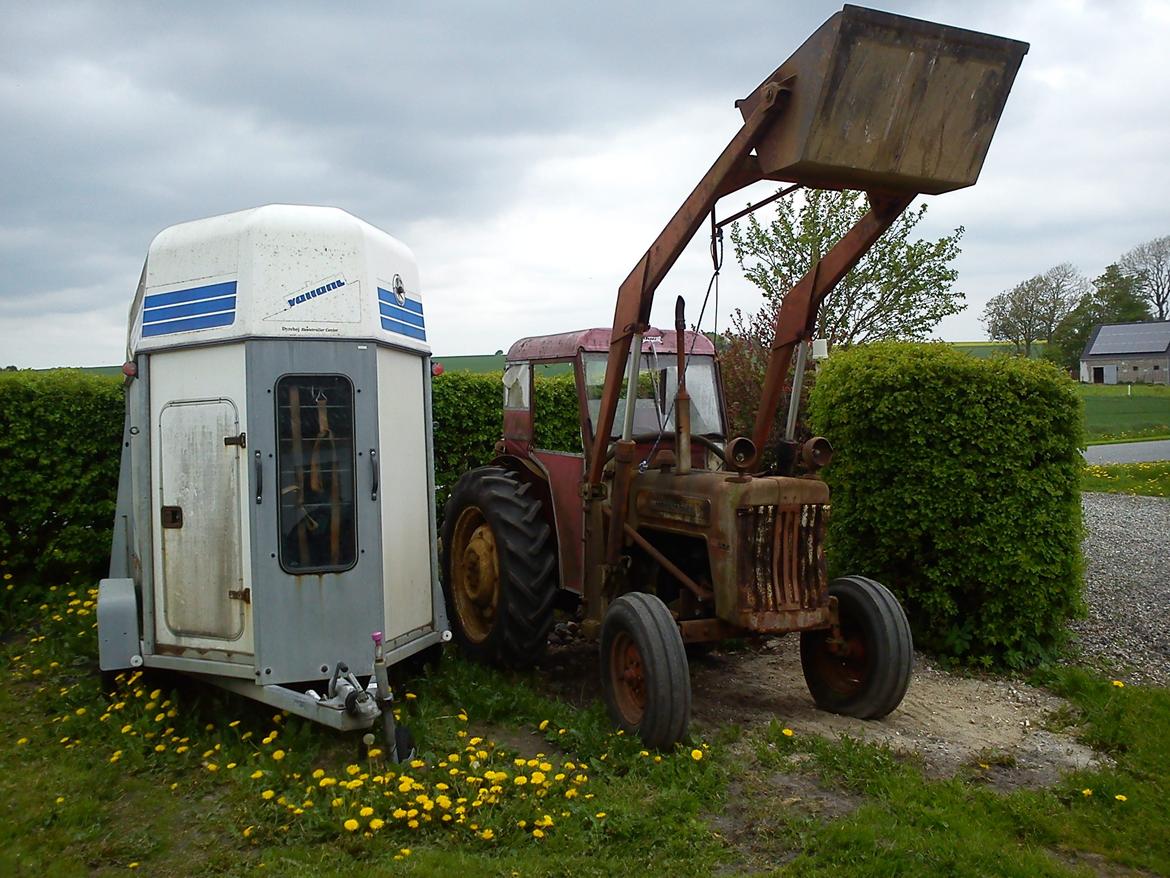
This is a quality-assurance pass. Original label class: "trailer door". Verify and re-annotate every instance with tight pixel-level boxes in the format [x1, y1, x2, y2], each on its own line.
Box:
[157, 398, 246, 641]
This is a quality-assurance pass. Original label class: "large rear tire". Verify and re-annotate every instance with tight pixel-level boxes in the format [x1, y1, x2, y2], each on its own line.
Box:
[800, 575, 913, 719]
[440, 467, 557, 667]
[600, 592, 691, 748]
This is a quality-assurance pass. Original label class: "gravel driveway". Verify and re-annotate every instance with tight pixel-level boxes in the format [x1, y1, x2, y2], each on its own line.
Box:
[1074, 492, 1170, 686]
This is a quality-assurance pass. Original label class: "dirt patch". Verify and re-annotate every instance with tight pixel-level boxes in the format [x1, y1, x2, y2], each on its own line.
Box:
[709, 767, 863, 875]
[541, 636, 1106, 787]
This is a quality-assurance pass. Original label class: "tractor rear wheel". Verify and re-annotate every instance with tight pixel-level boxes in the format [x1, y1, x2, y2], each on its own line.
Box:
[600, 592, 691, 748]
[799, 576, 913, 719]
[440, 467, 557, 667]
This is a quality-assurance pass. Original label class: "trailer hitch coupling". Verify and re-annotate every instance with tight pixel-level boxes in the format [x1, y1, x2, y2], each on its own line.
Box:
[327, 661, 380, 723]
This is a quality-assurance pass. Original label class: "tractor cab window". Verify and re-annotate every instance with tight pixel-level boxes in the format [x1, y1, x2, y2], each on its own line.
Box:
[503, 363, 530, 410]
[582, 352, 725, 439]
[275, 375, 358, 573]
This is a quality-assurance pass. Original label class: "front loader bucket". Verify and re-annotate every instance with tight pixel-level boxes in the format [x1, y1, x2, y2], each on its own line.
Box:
[737, 5, 1029, 195]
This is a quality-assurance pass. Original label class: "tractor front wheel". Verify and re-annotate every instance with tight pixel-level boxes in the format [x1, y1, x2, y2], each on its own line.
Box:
[440, 467, 557, 667]
[600, 592, 691, 748]
[799, 576, 913, 719]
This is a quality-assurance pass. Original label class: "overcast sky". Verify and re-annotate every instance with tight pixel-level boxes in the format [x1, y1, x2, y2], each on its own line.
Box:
[2, 0, 1168, 367]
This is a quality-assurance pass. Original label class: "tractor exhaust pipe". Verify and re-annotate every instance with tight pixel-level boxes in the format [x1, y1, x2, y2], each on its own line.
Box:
[674, 297, 691, 475]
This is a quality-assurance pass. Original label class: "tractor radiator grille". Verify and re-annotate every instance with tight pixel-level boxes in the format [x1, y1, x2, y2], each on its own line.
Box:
[738, 504, 828, 612]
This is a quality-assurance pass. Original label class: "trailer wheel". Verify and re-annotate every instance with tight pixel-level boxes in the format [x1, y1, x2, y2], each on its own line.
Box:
[800, 576, 913, 719]
[441, 467, 557, 667]
[600, 592, 691, 748]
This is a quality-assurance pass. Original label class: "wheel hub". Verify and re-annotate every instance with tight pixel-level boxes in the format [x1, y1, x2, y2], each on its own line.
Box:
[608, 632, 647, 723]
[450, 508, 500, 643]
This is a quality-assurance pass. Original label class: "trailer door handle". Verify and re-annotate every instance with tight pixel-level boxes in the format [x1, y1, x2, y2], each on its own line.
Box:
[370, 448, 379, 501]
[254, 450, 263, 504]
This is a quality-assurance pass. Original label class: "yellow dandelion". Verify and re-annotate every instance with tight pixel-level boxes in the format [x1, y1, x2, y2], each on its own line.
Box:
[369, 817, 385, 830]
[250, 770, 263, 780]
[595, 811, 607, 818]
[271, 749, 285, 761]
[16, 738, 28, 746]
[782, 728, 794, 737]
[1115, 794, 1128, 802]
[532, 828, 545, 839]
[1112, 680, 1125, 688]
[360, 806, 374, 818]
[242, 825, 254, 838]
[691, 749, 703, 761]
[479, 828, 494, 840]
[1081, 788, 1092, 797]
[343, 818, 359, 832]
[261, 790, 275, 800]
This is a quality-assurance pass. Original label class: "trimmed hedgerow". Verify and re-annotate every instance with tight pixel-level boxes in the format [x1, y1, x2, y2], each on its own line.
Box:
[430, 371, 583, 511]
[807, 342, 1084, 668]
[0, 370, 125, 620]
[431, 371, 505, 510]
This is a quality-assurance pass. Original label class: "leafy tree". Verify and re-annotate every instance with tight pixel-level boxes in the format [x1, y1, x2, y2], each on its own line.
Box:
[730, 189, 965, 346]
[721, 189, 963, 445]
[1046, 264, 1150, 370]
[1119, 235, 1170, 320]
[982, 263, 1087, 357]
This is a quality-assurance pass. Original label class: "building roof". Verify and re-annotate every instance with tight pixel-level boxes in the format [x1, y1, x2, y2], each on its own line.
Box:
[506, 327, 715, 363]
[1082, 321, 1170, 360]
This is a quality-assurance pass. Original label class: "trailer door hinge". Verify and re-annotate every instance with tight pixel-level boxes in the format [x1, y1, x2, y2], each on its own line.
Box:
[224, 432, 247, 448]
[228, 587, 251, 604]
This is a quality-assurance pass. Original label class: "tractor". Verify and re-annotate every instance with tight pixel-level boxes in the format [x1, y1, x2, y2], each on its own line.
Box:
[440, 5, 1028, 746]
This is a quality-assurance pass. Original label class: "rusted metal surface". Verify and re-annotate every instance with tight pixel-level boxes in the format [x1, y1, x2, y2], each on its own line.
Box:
[626, 469, 832, 633]
[506, 327, 714, 364]
[530, 450, 586, 595]
[737, 6, 1028, 196]
[677, 617, 744, 643]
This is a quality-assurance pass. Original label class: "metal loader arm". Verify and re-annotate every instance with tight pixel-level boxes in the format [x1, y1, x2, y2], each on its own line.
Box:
[749, 192, 913, 455]
[586, 81, 792, 486]
[584, 5, 1028, 486]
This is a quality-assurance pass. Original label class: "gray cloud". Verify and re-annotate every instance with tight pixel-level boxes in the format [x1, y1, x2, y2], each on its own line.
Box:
[2, 0, 1169, 364]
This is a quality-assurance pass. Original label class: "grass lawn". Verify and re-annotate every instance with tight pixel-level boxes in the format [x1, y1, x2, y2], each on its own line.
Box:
[1082, 461, 1170, 497]
[1078, 383, 1170, 442]
[2, 582, 1169, 876]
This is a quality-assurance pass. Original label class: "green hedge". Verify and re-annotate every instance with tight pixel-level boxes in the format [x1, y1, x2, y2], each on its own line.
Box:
[431, 371, 583, 510]
[0, 370, 125, 620]
[0, 369, 582, 618]
[807, 342, 1084, 668]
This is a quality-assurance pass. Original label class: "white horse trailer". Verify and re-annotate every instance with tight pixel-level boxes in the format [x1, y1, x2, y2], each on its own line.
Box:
[97, 205, 449, 750]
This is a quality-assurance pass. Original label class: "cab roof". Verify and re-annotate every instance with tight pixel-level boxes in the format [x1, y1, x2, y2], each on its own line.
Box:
[506, 327, 716, 363]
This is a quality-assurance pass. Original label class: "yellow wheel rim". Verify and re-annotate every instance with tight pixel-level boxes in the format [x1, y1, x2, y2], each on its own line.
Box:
[450, 506, 500, 644]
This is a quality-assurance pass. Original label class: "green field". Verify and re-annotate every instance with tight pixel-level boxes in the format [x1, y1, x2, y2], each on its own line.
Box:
[3, 584, 1170, 876]
[1078, 383, 1170, 442]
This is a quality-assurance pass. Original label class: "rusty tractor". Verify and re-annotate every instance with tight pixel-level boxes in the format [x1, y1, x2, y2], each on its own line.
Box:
[440, 5, 1028, 746]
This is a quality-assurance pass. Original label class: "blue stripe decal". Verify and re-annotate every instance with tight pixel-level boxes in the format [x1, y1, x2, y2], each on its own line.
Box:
[378, 301, 426, 329]
[142, 310, 236, 337]
[144, 280, 238, 309]
[144, 295, 236, 324]
[377, 288, 424, 315]
[381, 316, 427, 341]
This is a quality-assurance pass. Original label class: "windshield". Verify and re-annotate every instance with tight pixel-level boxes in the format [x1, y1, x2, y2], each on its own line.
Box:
[582, 352, 725, 439]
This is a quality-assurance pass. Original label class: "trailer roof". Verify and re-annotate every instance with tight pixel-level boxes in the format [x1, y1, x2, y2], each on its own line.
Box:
[506, 327, 716, 363]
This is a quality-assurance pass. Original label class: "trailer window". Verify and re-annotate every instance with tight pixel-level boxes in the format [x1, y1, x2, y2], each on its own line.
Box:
[275, 375, 357, 573]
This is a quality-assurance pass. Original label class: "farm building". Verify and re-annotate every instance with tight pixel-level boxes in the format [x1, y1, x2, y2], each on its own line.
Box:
[1080, 321, 1170, 384]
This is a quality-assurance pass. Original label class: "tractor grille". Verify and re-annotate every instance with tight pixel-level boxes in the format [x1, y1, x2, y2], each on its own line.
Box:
[738, 504, 828, 612]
